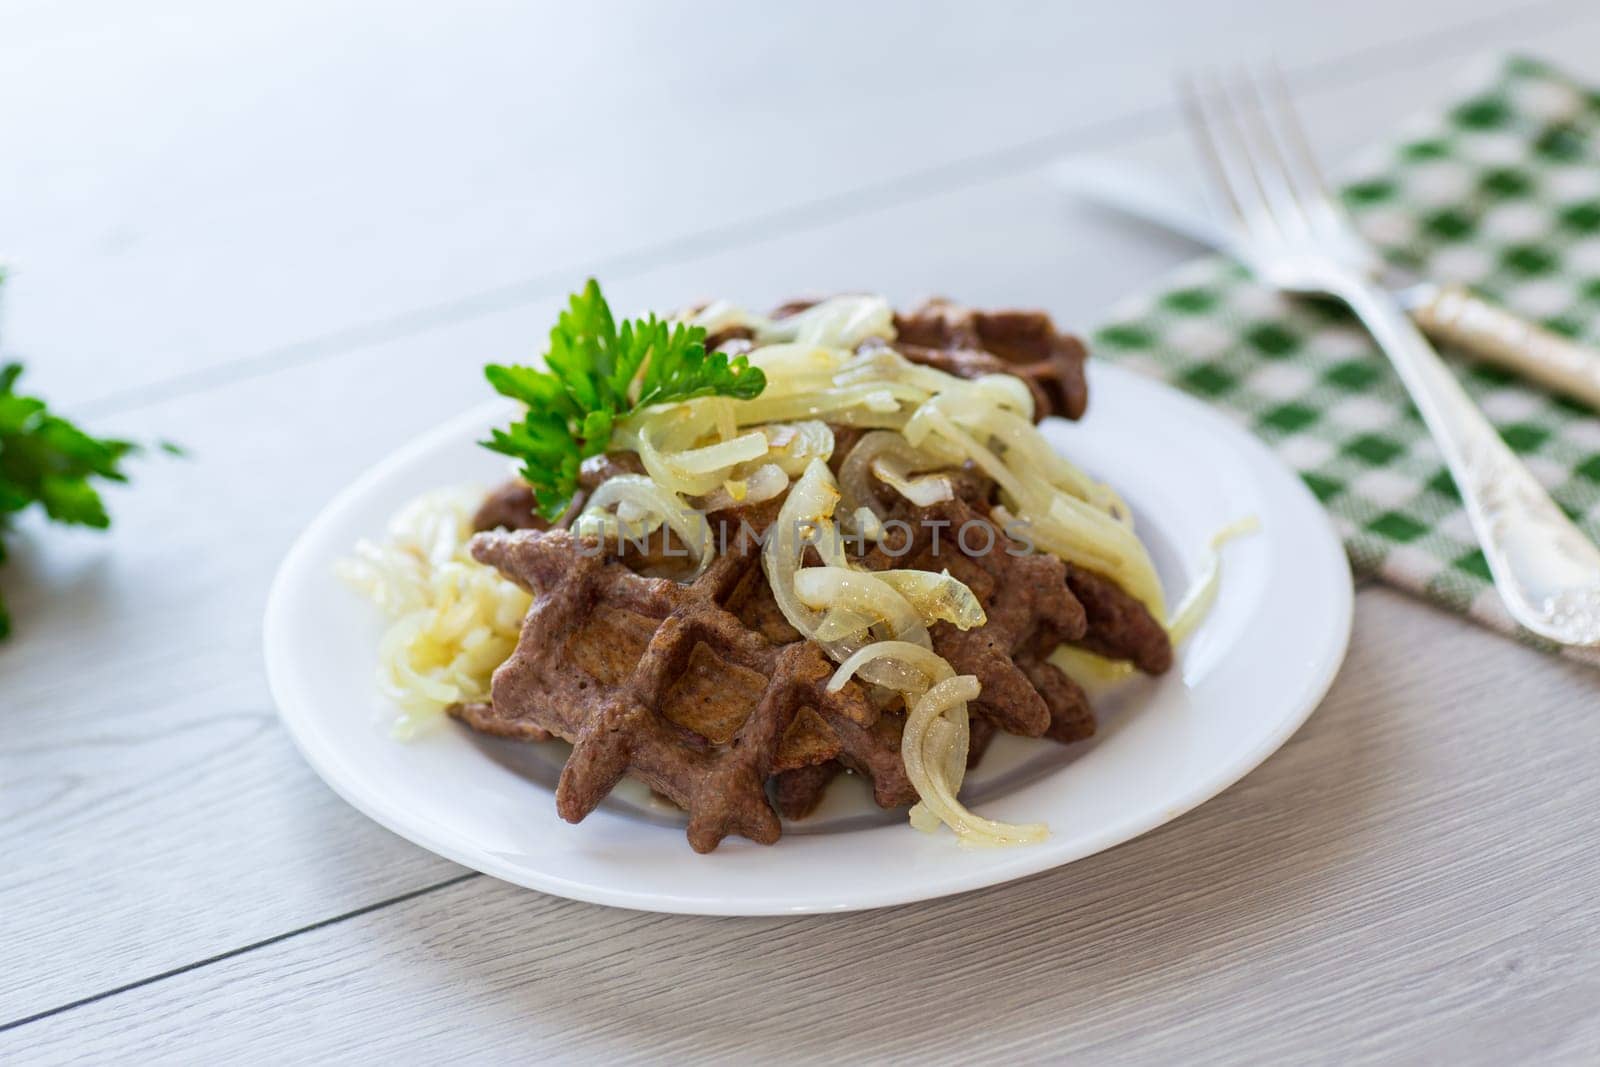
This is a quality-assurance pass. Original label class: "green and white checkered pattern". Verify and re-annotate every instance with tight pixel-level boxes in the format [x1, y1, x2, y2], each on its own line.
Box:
[1093, 56, 1600, 661]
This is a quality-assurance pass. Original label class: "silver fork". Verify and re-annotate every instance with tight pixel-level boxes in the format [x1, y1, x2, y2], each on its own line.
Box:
[1181, 70, 1600, 646]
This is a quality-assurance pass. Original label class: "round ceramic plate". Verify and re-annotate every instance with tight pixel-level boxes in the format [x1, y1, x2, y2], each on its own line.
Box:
[264, 362, 1352, 915]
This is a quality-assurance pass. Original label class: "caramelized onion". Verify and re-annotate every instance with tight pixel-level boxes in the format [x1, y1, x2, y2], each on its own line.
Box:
[1166, 516, 1261, 644]
[793, 567, 930, 649]
[579, 475, 713, 572]
[902, 675, 1048, 846]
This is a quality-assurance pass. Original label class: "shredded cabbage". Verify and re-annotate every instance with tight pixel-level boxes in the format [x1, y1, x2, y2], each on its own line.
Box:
[338, 488, 531, 738]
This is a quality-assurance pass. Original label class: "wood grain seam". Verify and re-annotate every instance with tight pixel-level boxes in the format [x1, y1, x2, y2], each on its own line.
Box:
[73, 0, 1594, 422]
[0, 871, 480, 1036]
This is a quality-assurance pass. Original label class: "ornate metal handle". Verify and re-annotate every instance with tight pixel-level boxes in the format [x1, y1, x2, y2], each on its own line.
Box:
[1340, 280, 1600, 645]
[1412, 283, 1600, 412]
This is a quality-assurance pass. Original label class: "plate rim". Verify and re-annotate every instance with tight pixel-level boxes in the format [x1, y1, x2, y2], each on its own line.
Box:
[264, 363, 1353, 915]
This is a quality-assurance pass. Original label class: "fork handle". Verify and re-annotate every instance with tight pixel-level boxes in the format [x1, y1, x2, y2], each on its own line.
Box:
[1412, 283, 1600, 412]
[1339, 280, 1600, 645]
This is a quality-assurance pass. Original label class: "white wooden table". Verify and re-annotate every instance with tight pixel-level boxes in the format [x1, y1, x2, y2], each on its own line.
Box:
[4, 2, 1600, 1061]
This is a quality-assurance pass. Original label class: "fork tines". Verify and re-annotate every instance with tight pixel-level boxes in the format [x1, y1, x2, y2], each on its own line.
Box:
[1178, 67, 1343, 246]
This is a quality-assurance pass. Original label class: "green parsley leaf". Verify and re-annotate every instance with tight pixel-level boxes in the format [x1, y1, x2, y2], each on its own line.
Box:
[0, 361, 163, 639]
[481, 279, 766, 521]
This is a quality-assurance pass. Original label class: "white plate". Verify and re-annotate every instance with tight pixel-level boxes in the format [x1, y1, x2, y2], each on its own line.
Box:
[264, 362, 1352, 915]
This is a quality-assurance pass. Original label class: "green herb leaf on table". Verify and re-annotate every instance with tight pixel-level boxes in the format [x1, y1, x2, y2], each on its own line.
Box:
[0, 362, 150, 640]
[482, 279, 766, 521]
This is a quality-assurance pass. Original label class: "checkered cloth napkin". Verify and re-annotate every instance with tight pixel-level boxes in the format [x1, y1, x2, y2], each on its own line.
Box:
[1092, 55, 1600, 663]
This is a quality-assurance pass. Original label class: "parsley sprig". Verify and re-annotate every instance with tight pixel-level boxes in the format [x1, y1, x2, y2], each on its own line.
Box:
[0, 362, 153, 639]
[482, 279, 766, 521]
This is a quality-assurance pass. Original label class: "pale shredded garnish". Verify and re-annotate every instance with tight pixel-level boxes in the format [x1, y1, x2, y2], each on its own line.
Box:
[338, 488, 531, 738]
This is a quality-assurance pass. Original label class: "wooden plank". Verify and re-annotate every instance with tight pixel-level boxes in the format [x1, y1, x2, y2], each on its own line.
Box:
[0, 310, 521, 1021]
[4, 0, 1600, 1039]
[7, 588, 1598, 1063]
[0, 0, 1584, 410]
